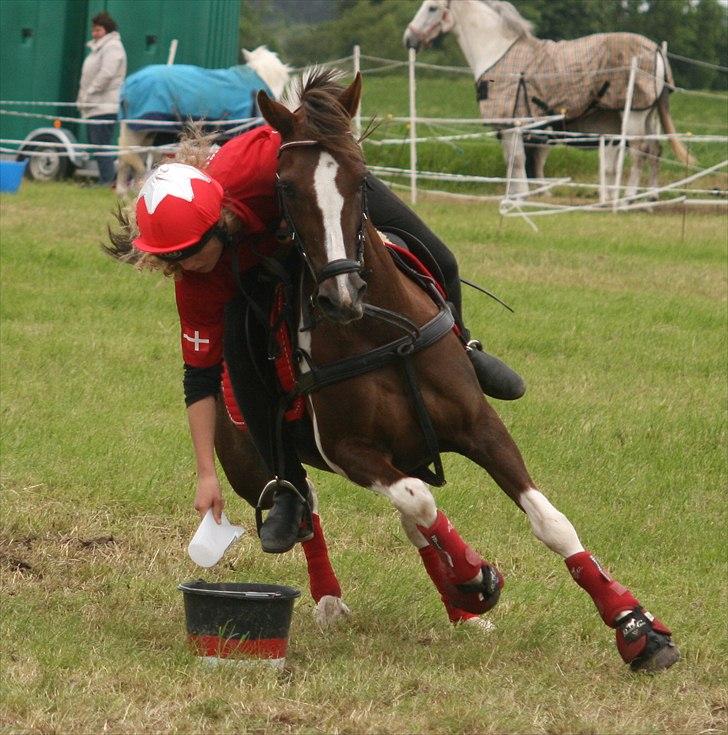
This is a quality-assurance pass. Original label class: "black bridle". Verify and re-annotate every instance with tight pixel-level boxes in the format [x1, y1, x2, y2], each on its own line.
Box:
[276, 139, 369, 288]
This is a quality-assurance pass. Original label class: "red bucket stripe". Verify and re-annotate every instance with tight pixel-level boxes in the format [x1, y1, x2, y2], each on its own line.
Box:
[188, 634, 288, 660]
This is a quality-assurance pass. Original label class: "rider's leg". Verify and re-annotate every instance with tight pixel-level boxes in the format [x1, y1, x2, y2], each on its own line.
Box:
[223, 280, 312, 554]
[365, 175, 525, 400]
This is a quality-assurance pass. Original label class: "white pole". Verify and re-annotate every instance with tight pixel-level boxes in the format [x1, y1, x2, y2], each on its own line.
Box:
[408, 46, 417, 205]
[167, 39, 178, 65]
[613, 56, 638, 211]
[353, 44, 361, 139]
[598, 135, 607, 204]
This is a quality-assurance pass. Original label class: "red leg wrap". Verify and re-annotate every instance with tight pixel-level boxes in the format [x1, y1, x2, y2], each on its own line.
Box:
[418, 546, 479, 624]
[301, 513, 341, 603]
[565, 551, 641, 627]
[416, 510, 483, 585]
[417, 511, 503, 615]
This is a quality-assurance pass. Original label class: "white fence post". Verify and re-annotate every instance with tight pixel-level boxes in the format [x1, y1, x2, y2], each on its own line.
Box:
[408, 46, 418, 205]
[167, 39, 178, 65]
[353, 44, 361, 139]
[598, 135, 607, 204]
[613, 56, 638, 210]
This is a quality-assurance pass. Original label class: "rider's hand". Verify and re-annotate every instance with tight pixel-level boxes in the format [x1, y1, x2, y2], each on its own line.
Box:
[194, 474, 224, 524]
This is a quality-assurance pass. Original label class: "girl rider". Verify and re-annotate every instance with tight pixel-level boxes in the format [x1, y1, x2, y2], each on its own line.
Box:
[106, 123, 525, 554]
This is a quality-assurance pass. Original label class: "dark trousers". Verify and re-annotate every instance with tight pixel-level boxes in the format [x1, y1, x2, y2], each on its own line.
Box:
[87, 114, 117, 184]
[223, 279, 308, 495]
[366, 175, 462, 316]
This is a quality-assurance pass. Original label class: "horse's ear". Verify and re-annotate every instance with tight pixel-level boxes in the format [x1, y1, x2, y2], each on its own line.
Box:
[257, 89, 294, 138]
[338, 72, 362, 119]
[242, 48, 251, 62]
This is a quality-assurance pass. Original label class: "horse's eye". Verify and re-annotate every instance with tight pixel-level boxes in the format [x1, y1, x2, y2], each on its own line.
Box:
[280, 181, 295, 198]
[428, 4, 437, 12]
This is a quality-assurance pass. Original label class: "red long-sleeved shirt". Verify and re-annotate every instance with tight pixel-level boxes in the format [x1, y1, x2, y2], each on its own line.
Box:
[175, 125, 282, 370]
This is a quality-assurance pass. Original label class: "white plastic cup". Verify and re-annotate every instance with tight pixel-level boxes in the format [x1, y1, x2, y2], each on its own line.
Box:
[188, 510, 246, 568]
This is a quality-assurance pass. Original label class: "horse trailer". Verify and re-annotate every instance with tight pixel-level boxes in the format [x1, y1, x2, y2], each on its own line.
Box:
[0, 0, 240, 180]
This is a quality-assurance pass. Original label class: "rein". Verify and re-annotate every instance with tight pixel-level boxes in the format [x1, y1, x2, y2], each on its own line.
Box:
[276, 139, 368, 289]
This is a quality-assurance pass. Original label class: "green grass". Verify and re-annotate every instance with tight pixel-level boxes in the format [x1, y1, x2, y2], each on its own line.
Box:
[1, 182, 727, 734]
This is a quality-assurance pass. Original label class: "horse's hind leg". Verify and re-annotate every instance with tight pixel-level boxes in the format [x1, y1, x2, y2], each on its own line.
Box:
[463, 405, 679, 671]
[214, 397, 348, 625]
[337, 445, 503, 620]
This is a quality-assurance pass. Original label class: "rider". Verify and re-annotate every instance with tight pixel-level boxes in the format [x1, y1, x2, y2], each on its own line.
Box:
[107, 123, 525, 554]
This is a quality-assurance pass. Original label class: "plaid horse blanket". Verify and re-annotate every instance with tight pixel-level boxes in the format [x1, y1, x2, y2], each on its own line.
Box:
[120, 64, 272, 131]
[477, 32, 670, 122]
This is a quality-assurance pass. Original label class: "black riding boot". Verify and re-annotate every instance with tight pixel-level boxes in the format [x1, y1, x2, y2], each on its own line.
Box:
[451, 305, 526, 401]
[465, 338, 526, 401]
[258, 480, 314, 554]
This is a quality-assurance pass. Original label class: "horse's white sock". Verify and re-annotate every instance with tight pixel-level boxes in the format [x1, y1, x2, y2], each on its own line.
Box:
[519, 488, 584, 558]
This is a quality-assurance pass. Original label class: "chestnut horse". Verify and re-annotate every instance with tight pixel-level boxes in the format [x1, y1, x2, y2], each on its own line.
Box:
[215, 68, 679, 671]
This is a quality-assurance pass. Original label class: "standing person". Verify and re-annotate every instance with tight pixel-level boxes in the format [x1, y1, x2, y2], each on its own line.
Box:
[77, 11, 127, 186]
[105, 121, 524, 556]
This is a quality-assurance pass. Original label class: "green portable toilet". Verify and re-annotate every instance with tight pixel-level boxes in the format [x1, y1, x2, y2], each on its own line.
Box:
[0, 0, 87, 143]
[1, 0, 240, 178]
[86, 0, 239, 73]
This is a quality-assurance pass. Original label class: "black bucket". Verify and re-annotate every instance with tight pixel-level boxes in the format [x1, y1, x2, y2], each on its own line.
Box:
[179, 581, 301, 667]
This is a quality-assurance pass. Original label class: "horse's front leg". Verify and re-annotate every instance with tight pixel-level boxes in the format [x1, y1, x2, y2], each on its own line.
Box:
[462, 403, 680, 671]
[500, 129, 529, 197]
[330, 441, 503, 625]
[214, 398, 348, 626]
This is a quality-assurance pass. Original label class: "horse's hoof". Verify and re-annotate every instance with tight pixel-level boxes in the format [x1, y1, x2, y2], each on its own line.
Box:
[314, 595, 351, 627]
[615, 608, 680, 673]
[459, 616, 495, 633]
[630, 635, 681, 673]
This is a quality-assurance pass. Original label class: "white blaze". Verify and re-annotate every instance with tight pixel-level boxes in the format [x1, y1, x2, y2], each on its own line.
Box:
[313, 151, 350, 302]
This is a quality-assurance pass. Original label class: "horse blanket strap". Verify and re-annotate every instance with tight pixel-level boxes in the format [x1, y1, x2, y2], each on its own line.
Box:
[476, 32, 670, 122]
[295, 305, 455, 396]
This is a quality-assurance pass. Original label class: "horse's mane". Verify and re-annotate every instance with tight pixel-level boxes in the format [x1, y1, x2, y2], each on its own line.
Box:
[243, 45, 291, 99]
[482, 0, 533, 38]
[286, 67, 364, 165]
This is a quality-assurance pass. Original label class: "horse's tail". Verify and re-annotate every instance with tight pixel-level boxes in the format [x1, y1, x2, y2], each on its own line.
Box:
[657, 89, 696, 167]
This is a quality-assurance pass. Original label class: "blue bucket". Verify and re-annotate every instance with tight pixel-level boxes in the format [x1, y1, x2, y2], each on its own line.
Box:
[0, 160, 28, 193]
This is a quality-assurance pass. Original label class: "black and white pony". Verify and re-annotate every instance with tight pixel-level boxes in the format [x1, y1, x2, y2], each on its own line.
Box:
[404, 0, 693, 200]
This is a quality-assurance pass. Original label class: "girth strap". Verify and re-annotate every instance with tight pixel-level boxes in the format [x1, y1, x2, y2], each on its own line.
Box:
[295, 304, 454, 396]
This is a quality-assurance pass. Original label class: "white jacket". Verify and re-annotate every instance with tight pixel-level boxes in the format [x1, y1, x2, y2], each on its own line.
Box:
[76, 31, 127, 118]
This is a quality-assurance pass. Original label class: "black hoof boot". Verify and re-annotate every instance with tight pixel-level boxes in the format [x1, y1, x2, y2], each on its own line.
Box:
[256, 479, 313, 554]
[450, 564, 504, 615]
[615, 608, 680, 673]
[466, 340, 526, 401]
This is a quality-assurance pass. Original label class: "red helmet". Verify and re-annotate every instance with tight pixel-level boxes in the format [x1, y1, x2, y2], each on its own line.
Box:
[133, 163, 224, 254]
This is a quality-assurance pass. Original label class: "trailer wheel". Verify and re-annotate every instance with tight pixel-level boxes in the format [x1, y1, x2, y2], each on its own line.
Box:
[21, 134, 71, 181]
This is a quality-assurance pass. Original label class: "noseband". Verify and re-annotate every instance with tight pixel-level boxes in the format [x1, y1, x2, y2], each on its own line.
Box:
[276, 139, 368, 287]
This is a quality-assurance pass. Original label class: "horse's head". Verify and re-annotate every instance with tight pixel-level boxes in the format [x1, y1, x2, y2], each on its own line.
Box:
[257, 70, 368, 325]
[403, 0, 455, 51]
[243, 45, 291, 99]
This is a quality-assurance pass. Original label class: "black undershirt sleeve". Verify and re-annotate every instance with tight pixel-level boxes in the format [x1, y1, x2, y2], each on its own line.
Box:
[183, 363, 222, 407]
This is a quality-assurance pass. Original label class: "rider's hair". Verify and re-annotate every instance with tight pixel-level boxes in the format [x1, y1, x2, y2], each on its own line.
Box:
[104, 125, 233, 278]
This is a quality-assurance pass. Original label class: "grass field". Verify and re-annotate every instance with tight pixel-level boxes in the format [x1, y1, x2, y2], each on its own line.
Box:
[1, 178, 726, 735]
